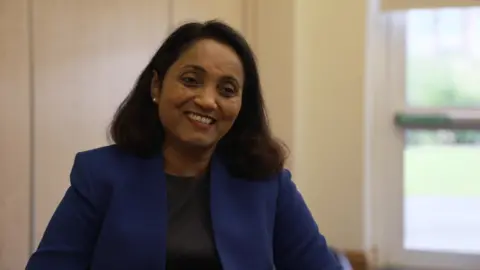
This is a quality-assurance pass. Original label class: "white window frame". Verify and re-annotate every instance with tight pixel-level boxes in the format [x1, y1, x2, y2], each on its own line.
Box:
[366, 4, 480, 270]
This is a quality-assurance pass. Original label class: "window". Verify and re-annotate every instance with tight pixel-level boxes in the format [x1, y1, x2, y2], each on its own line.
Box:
[370, 4, 480, 270]
[404, 8, 480, 255]
[406, 8, 480, 108]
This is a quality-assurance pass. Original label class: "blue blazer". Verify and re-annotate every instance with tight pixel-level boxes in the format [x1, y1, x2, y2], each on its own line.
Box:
[26, 145, 341, 270]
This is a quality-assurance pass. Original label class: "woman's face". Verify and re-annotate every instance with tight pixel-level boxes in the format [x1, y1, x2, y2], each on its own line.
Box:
[152, 38, 244, 149]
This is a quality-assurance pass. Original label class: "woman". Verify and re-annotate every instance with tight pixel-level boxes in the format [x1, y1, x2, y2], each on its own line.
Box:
[26, 21, 341, 270]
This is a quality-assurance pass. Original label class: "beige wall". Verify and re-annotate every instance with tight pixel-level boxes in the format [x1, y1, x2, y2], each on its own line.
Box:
[294, 0, 367, 250]
[256, 0, 367, 250]
[0, 0, 369, 268]
[0, 0, 31, 268]
[32, 0, 172, 249]
[255, 0, 296, 168]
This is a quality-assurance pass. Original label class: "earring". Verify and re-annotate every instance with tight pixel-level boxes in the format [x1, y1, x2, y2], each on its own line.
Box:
[152, 97, 157, 103]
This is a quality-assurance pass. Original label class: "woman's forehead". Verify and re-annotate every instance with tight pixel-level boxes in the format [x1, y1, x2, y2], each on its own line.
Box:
[173, 39, 244, 80]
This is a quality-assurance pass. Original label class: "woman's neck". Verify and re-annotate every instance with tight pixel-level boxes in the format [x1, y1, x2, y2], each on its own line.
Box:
[162, 140, 214, 177]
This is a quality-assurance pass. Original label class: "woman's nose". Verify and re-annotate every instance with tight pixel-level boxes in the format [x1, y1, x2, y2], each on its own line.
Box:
[194, 86, 218, 111]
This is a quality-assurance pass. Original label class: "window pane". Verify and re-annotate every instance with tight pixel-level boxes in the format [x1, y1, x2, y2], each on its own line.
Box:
[404, 130, 480, 253]
[406, 8, 480, 108]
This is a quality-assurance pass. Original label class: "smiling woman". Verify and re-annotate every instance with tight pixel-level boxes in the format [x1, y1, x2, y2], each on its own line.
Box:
[151, 38, 244, 157]
[25, 21, 343, 270]
[109, 21, 286, 179]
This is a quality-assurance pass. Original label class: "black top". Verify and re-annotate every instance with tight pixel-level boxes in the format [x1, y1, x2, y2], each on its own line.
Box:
[165, 173, 223, 270]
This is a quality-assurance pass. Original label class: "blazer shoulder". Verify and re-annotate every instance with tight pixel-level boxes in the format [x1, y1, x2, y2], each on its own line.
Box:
[270, 168, 293, 188]
[76, 144, 128, 161]
[73, 144, 140, 187]
[75, 144, 138, 170]
[274, 168, 301, 211]
[253, 169, 293, 198]
[252, 168, 292, 183]
[278, 169, 292, 181]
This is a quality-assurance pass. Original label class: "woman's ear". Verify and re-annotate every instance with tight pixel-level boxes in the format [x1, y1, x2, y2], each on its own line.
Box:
[151, 70, 161, 102]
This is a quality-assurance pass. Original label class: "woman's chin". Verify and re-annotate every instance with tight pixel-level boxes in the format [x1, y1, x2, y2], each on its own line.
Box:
[182, 136, 217, 150]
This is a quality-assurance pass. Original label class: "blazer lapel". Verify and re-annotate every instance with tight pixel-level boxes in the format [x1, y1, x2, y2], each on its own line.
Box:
[134, 154, 167, 269]
[210, 157, 274, 270]
[210, 156, 244, 270]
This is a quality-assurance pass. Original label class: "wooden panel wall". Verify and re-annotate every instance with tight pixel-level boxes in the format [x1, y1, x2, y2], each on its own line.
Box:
[171, 0, 245, 33]
[0, 0, 31, 269]
[31, 0, 170, 245]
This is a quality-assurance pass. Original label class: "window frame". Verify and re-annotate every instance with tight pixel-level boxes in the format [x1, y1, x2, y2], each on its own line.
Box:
[381, 0, 480, 11]
[367, 6, 480, 270]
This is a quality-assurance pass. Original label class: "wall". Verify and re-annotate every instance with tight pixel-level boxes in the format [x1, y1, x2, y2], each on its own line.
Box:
[255, 0, 296, 169]
[294, 0, 367, 250]
[0, 0, 31, 268]
[256, 0, 368, 250]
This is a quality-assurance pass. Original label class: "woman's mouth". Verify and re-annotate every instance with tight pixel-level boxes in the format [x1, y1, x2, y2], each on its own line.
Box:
[186, 112, 216, 125]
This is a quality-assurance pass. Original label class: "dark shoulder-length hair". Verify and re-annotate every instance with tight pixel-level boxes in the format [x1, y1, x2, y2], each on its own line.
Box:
[109, 20, 287, 180]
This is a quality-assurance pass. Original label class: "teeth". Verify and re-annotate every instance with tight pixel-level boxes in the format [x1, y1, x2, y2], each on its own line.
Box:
[188, 113, 213, 125]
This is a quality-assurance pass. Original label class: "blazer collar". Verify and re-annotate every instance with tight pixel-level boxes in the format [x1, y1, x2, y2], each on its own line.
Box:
[141, 153, 241, 270]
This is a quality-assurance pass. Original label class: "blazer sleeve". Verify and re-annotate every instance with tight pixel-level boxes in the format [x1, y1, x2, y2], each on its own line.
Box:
[26, 153, 105, 270]
[273, 170, 342, 270]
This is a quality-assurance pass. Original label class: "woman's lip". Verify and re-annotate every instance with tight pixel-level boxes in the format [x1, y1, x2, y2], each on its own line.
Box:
[186, 116, 214, 130]
[185, 111, 216, 121]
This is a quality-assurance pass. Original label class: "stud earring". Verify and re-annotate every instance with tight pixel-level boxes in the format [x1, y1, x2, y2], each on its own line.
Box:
[152, 97, 157, 103]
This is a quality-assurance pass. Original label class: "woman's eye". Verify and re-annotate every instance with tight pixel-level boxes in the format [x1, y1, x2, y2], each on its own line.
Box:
[181, 76, 198, 85]
[221, 83, 237, 95]
[224, 87, 235, 93]
[221, 84, 237, 96]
